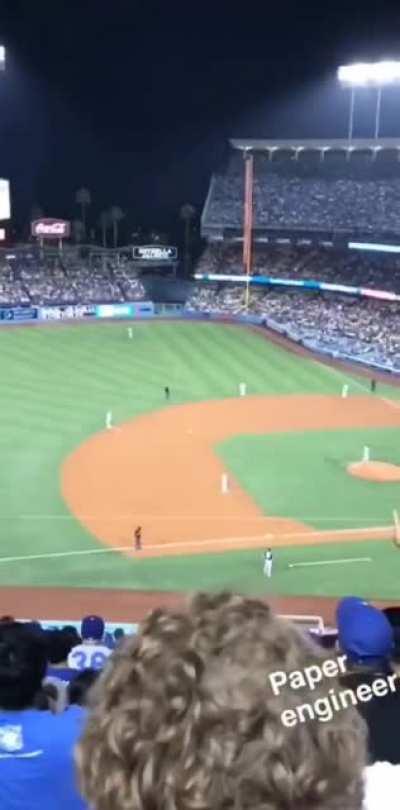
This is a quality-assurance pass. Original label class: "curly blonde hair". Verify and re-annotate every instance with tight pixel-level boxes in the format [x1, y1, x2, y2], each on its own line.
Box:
[76, 593, 367, 810]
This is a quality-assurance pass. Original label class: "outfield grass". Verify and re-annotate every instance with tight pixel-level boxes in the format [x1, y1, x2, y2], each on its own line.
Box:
[1, 319, 400, 597]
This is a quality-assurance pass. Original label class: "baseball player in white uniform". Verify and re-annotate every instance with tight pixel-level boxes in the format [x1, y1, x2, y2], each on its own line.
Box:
[127, 327, 133, 340]
[106, 410, 113, 430]
[263, 548, 273, 578]
[239, 382, 247, 397]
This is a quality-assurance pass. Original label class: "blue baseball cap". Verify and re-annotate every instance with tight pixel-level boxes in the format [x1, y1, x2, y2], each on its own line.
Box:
[81, 615, 105, 641]
[336, 597, 394, 664]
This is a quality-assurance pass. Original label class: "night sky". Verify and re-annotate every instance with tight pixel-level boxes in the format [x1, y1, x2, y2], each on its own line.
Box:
[1, 1, 400, 242]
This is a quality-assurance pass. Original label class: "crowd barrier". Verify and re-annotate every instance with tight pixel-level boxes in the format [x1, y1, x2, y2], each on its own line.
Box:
[0, 300, 398, 376]
[194, 272, 400, 304]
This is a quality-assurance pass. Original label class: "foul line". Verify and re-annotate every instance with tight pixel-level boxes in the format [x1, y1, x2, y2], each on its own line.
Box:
[318, 360, 400, 412]
[288, 557, 372, 568]
[0, 524, 392, 566]
[0, 514, 395, 523]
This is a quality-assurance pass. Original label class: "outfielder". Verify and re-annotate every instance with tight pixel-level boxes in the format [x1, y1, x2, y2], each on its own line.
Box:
[128, 327, 133, 340]
[263, 548, 273, 578]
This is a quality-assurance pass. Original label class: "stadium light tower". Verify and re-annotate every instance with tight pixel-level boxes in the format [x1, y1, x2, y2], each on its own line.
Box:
[338, 60, 400, 140]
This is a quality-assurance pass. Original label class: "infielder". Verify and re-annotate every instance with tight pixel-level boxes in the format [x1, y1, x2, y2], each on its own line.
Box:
[106, 410, 113, 430]
[134, 526, 142, 551]
[263, 548, 273, 578]
[239, 382, 247, 397]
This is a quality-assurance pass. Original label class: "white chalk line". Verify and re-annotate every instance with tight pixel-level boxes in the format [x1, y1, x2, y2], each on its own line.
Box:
[0, 523, 391, 566]
[1, 514, 395, 523]
[289, 557, 372, 569]
[318, 360, 400, 412]
[0, 534, 272, 565]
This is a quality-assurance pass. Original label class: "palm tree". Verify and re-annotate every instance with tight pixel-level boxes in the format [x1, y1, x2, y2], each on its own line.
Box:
[149, 230, 169, 244]
[109, 206, 124, 248]
[72, 219, 85, 244]
[29, 203, 44, 240]
[30, 203, 44, 222]
[180, 203, 196, 275]
[98, 211, 110, 248]
[76, 188, 91, 237]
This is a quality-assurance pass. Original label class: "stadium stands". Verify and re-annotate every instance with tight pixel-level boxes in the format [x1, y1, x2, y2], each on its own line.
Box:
[202, 145, 400, 238]
[197, 243, 400, 293]
[186, 285, 400, 370]
[0, 595, 399, 809]
[0, 250, 146, 306]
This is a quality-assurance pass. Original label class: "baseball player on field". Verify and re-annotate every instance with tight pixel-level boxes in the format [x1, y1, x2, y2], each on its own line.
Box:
[263, 548, 273, 578]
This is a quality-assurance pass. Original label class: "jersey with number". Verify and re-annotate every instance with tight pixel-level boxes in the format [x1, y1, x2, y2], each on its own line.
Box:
[67, 643, 111, 672]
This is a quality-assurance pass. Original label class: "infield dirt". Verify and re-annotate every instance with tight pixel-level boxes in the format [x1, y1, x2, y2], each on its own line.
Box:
[61, 395, 400, 556]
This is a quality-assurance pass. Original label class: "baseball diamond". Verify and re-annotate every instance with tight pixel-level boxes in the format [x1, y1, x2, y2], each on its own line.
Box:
[1, 319, 400, 619]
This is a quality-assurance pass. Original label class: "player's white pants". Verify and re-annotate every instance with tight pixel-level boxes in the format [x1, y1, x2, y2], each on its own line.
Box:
[263, 561, 273, 578]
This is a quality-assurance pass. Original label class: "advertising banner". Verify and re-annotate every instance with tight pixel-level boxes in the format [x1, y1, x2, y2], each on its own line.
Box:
[31, 219, 71, 239]
[95, 302, 154, 318]
[0, 307, 38, 322]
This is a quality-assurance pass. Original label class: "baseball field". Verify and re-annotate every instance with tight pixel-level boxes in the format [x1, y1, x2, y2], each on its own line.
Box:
[2, 319, 400, 620]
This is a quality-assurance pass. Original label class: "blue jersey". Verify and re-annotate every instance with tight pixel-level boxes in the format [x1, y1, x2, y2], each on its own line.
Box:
[0, 706, 87, 810]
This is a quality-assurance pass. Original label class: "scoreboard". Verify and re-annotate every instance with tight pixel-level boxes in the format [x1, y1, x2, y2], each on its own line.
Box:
[0, 179, 10, 221]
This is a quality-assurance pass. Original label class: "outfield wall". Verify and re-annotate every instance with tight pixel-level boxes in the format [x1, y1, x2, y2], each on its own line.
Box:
[0, 300, 398, 377]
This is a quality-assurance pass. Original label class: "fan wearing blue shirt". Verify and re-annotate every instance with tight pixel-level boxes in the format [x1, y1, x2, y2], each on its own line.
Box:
[0, 621, 87, 810]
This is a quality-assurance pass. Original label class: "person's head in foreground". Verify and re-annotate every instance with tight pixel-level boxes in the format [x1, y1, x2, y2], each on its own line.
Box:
[337, 597, 394, 673]
[0, 621, 47, 710]
[81, 614, 105, 644]
[77, 592, 367, 810]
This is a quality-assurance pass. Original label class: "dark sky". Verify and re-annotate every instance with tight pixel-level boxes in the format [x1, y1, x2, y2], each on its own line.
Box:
[1, 0, 400, 241]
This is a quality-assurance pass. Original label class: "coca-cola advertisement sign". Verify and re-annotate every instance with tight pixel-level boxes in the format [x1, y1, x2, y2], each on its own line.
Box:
[31, 219, 71, 239]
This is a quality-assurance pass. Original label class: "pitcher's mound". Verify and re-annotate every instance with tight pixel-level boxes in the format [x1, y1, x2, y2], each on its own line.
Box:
[348, 461, 400, 482]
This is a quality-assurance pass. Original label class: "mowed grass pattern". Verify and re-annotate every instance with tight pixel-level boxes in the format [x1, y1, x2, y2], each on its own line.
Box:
[1, 319, 400, 596]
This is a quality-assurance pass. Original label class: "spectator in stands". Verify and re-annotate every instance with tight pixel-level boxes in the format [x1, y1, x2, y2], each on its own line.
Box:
[337, 597, 400, 764]
[46, 628, 78, 682]
[0, 621, 86, 809]
[45, 628, 81, 713]
[68, 615, 112, 672]
[68, 669, 99, 707]
[77, 592, 367, 810]
[113, 627, 125, 646]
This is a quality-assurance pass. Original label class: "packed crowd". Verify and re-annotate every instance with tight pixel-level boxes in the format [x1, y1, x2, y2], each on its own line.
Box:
[0, 252, 146, 306]
[186, 285, 400, 370]
[2, 593, 400, 810]
[197, 244, 400, 294]
[204, 153, 400, 236]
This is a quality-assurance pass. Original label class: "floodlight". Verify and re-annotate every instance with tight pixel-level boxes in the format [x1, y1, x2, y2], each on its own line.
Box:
[338, 60, 400, 86]
[338, 59, 400, 140]
[0, 46, 5, 71]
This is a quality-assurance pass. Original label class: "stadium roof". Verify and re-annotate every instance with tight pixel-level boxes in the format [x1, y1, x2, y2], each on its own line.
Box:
[230, 137, 400, 153]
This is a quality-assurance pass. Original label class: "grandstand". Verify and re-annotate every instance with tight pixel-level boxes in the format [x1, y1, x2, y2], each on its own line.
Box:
[202, 137, 400, 244]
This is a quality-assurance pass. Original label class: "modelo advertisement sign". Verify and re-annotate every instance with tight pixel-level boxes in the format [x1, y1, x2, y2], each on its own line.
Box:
[31, 219, 71, 239]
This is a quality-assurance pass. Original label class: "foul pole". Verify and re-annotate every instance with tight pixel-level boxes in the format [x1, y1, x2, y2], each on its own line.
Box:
[243, 152, 254, 311]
